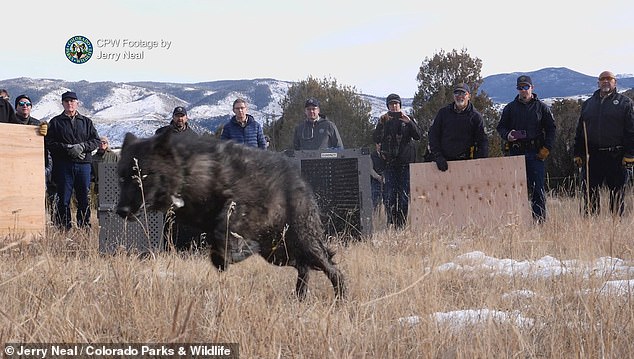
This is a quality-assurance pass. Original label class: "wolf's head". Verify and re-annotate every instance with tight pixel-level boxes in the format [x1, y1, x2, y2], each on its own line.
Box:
[115, 131, 184, 219]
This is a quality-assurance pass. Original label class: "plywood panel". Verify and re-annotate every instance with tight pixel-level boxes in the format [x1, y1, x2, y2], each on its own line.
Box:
[0, 122, 45, 239]
[410, 156, 530, 228]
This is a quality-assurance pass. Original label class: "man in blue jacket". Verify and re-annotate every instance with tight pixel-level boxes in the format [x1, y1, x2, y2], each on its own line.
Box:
[45, 91, 101, 230]
[220, 98, 266, 148]
[574, 70, 634, 216]
[497, 76, 556, 222]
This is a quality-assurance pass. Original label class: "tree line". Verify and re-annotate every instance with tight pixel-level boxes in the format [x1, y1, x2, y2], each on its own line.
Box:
[264, 48, 634, 193]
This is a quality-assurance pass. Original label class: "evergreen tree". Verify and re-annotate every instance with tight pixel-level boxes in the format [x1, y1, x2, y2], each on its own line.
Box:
[266, 76, 373, 150]
[412, 48, 499, 155]
[547, 98, 582, 193]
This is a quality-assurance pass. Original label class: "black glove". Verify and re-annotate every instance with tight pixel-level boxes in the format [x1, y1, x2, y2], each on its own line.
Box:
[67, 143, 85, 159]
[435, 156, 448, 171]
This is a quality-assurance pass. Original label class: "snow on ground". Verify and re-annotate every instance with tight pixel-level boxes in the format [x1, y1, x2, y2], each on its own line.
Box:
[397, 251, 634, 330]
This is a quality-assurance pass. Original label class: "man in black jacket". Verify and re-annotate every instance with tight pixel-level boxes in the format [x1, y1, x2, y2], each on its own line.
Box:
[0, 96, 17, 123]
[14, 95, 54, 203]
[45, 91, 101, 230]
[429, 83, 488, 171]
[156, 106, 201, 250]
[373, 93, 422, 229]
[573, 70, 634, 216]
[497, 76, 556, 222]
[155, 106, 198, 137]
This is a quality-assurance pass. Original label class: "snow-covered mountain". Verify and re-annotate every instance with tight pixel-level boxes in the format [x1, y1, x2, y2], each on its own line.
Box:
[3, 67, 629, 147]
[0, 77, 412, 147]
[480, 67, 634, 103]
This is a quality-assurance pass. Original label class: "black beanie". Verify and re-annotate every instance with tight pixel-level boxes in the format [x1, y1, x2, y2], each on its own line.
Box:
[15, 94, 32, 109]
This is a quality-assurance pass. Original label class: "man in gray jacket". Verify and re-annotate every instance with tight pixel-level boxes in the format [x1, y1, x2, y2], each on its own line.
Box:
[293, 98, 343, 150]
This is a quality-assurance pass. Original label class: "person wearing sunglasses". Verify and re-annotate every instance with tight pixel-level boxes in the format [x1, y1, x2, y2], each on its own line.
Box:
[573, 71, 634, 216]
[497, 75, 556, 223]
[292, 98, 344, 151]
[428, 83, 488, 172]
[13, 94, 54, 209]
[13, 94, 48, 136]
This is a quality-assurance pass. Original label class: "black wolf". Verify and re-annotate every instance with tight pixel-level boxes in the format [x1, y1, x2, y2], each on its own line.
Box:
[115, 131, 346, 300]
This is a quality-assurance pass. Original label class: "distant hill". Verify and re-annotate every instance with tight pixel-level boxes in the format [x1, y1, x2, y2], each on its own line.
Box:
[2, 67, 631, 146]
[480, 67, 634, 103]
[0, 77, 412, 147]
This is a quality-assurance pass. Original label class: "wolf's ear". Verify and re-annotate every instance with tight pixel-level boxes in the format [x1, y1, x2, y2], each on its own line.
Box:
[122, 133, 138, 148]
[153, 130, 174, 157]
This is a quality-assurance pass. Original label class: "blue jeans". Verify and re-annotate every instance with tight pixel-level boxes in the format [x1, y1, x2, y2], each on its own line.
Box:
[512, 149, 546, 221]
[52, 160, 92, 230]
[383, 164, 410, 229]
[370, 177, 384, 211]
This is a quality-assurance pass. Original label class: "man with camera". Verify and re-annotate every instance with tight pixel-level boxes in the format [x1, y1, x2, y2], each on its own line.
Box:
[497, 75, 556, 223]
[373, 93, 422, 229]
[428, 83, 488, 172]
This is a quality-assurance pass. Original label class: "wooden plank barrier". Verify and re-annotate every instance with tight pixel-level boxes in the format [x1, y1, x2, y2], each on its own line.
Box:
[0, 122, 46, 239]
[410, 156, 531, 229]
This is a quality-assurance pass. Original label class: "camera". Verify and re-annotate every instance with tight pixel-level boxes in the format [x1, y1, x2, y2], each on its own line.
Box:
[388, 111, 401, 119]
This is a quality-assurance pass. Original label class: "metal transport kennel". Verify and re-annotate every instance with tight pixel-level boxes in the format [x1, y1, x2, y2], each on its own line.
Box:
[97, 162, 164, 253]
[284, 148, 373, 239]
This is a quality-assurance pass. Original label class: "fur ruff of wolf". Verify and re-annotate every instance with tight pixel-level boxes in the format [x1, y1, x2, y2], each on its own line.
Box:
[115, 131, 347, 300]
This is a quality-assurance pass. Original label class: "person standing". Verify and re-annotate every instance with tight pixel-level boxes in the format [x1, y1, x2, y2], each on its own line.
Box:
[0, 94, 17, 123]
[14, 94, 48, 134]
[91, 136, 119, 194]
[293, 98, 344, 150]
[155, 106, 201, 250]
[428, 83, 488, 171]
[497, 75, 556, 222]
[373, 93, 422, 229]
[573, 70, 634, 216]
[14, 94, 51, 182]
[220, 98, 266, 148]
[155, 106, 198, 137]
[45, 91, 100, 230]
[12, 94, 54, 216]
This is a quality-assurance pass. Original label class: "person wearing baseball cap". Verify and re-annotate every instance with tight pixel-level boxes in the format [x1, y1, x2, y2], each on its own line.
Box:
[373, 93, 422, 229]
[155, 105, 198, 137]
[45, 90, 101, 230]
[497, 75, 556, 223]
[428, 82, 488, 172]
[573, 70, 634, 216]
[292, 97, 344, 150]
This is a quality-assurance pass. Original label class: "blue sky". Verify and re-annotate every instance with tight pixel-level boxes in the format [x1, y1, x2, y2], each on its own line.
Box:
[2, 0, 632, 97]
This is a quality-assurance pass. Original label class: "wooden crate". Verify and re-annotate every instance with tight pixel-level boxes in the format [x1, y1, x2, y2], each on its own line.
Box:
[0, 122, 45, 239]
[410, 156, 531, 229]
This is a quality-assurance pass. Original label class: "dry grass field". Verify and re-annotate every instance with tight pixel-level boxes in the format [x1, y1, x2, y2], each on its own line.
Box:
[1, 194, 633, 358]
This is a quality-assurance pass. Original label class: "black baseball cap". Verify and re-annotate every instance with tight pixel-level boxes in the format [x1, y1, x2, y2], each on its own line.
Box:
[15, 94, 32, 108]
[453, 83, 471, 94]
[62, 91, 78, 100]
[173, 106, 187, 116]
[304, 98, 320, 108]
[517, 75, 532, 86]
